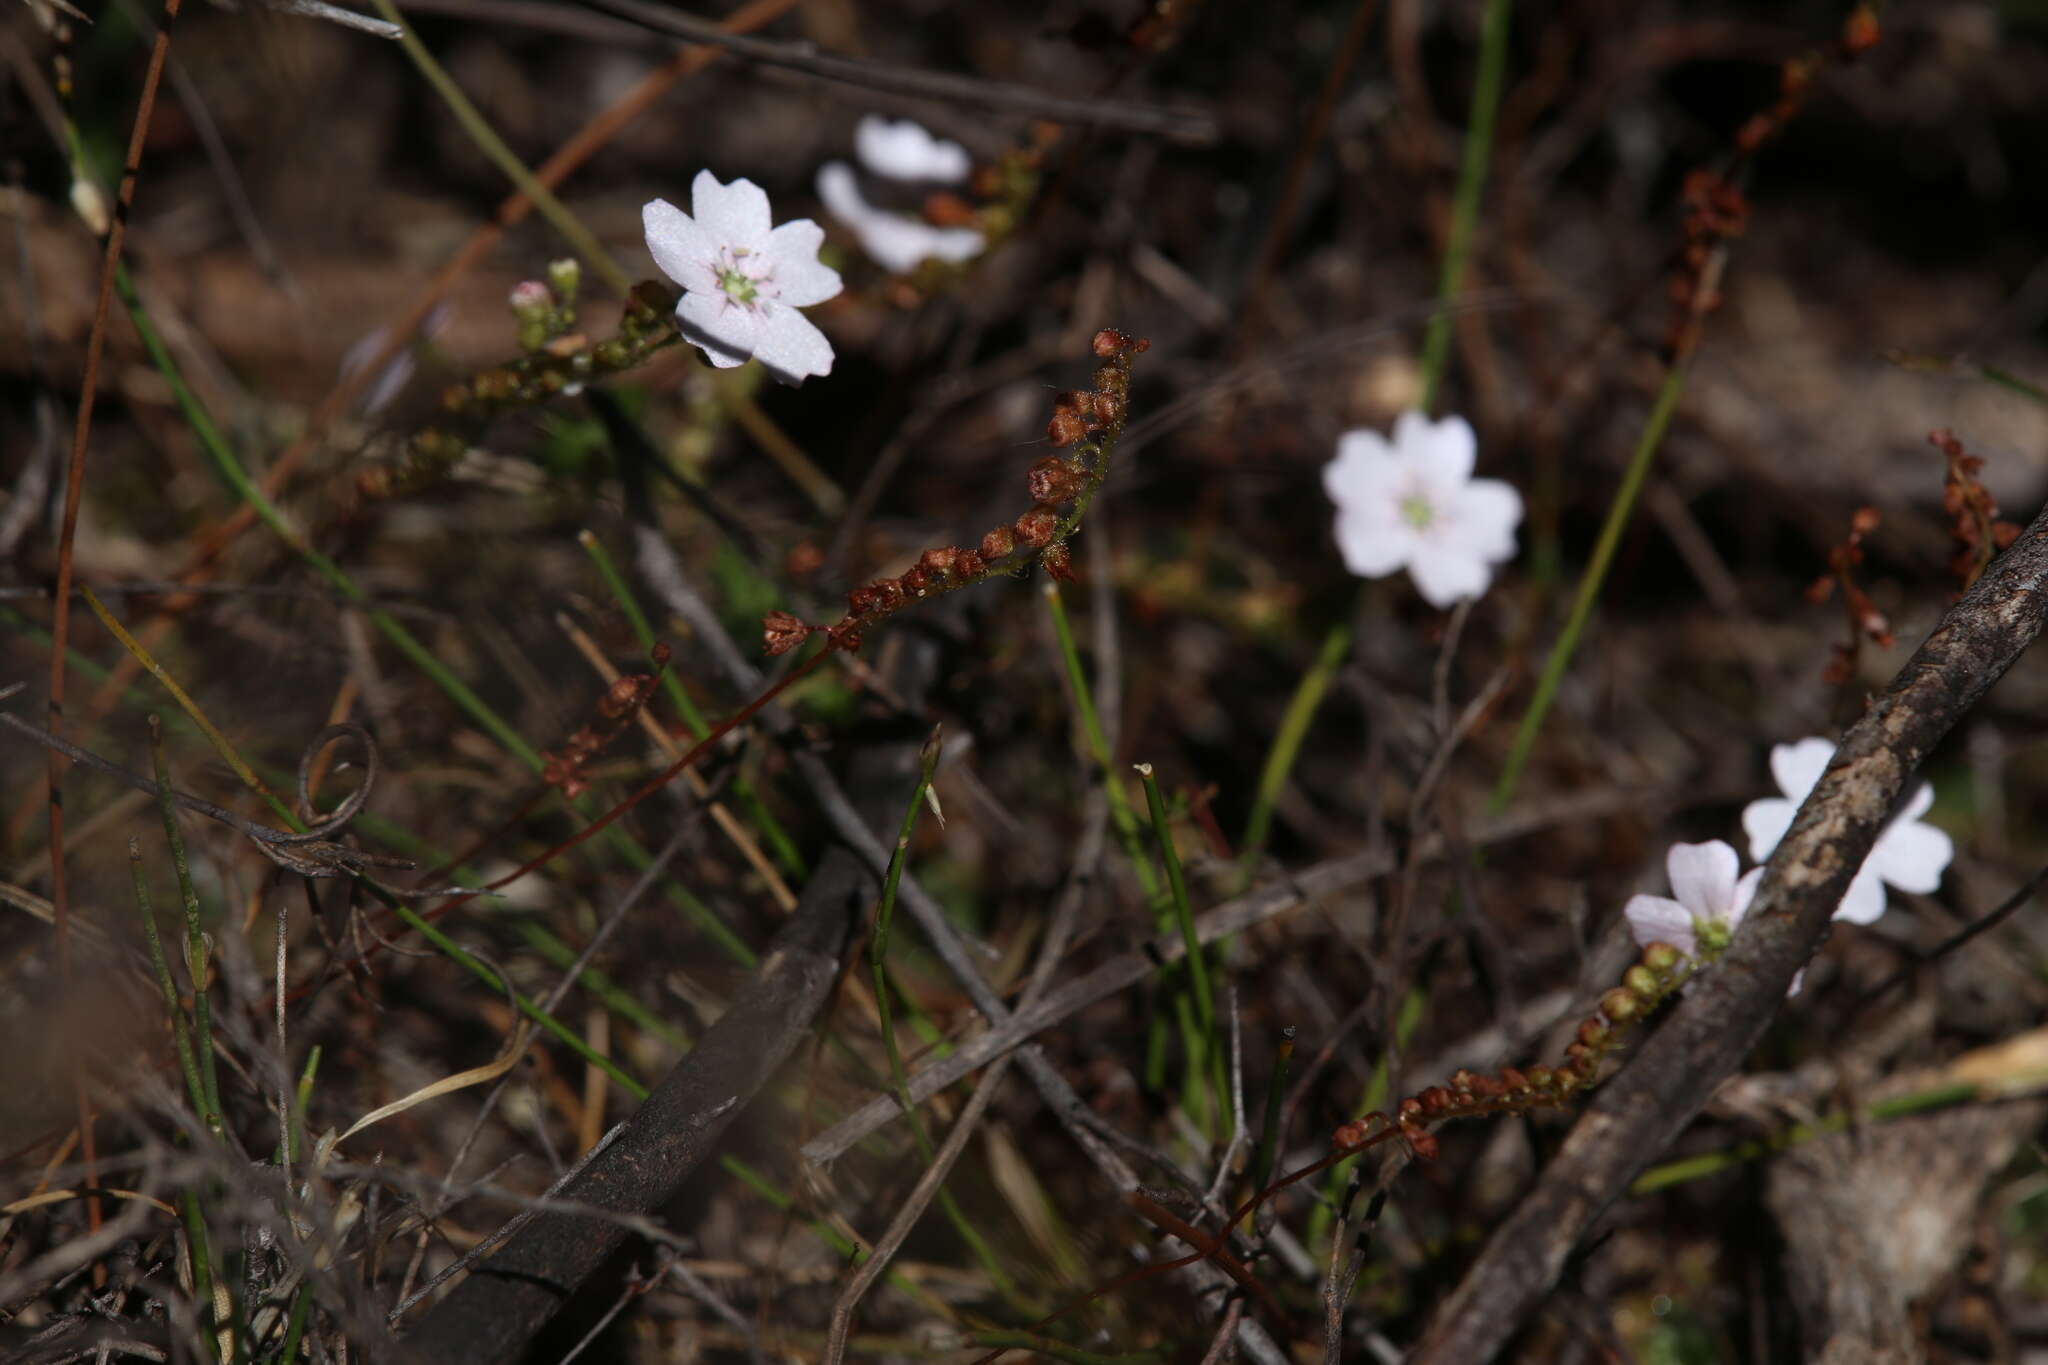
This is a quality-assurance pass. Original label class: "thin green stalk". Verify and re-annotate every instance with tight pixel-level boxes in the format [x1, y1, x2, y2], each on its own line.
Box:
[84, 585, 273, 802]
[519, 923, 691, 1051]
[1416, 0, 1514, 414]
[149, 720, 223, 1135]
[367, 0, 628, 294]
[271, 1282, 315, 1365]
[870, 730, 1017, 1298]
[114, 262, 753, 967]
[1251, 1027, 1295, 1191]
[288, 1046, 322, 1166]
[577, 530, 805, 878]
[179, 1192, 221, 1364]
[1489, 358, 1690, 812]
[1047, 584, 1202, 1102]
[1043, 584, 1159, 906]
[1136, 764, 1213, 1042]
[389, 902, 648, 1097]
[1631, 1080, 1980, 1195]
[130, 842, 205, 1116]
[1237, 619, 1352, 880]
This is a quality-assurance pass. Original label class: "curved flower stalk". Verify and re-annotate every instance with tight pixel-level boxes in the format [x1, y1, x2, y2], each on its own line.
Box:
[1743, 736, 1953, 925]
[817, 115, 986, 274]
[643, 170, 842, 385]
[1322, 411, 1523, 607]
[761, 329, 1150, 657]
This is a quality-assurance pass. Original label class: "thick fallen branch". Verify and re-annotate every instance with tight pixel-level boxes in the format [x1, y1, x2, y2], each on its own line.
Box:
[1407, 501, 2048, 1363]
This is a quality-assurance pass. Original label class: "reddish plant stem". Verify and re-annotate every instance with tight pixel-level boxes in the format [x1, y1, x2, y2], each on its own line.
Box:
[47, 0, 185, 1251]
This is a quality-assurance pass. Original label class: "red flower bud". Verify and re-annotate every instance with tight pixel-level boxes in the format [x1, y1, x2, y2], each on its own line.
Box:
[1028, 457, 1086, 505]
[980, 526, 1017, 560]
[1015, 506, 1058, 547]
[762, 610, 810, 657]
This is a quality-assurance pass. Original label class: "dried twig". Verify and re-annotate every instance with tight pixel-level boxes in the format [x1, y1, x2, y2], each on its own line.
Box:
[1408, 500, 2048, 1363]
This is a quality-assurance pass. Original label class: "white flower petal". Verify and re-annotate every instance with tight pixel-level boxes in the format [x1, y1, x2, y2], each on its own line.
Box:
[1446, 478, 1523, 563]
[1770, 737, 1836, 802]
[675, 291, 757, 368]
[1333, 509, 1415, 578]
[643, 198, 716, 289]
[1870, 817, 1952, 894]
[855, 115, 972, 183]
[1624, 895, 1698, 956]
[1725, 867, 1766, 932]
[1666, 840, 1740, 922]
[749, 308, 836, 385]
[763, 219, 842, 306]
[1895, 780, 1935, 824]
[690, 170, 773, 248]
[1406, 542, 1491, 608]
[1831, 867, 1889, 925]
[1396, 411, 1476, 485]
[1742, 796, 1797, 862]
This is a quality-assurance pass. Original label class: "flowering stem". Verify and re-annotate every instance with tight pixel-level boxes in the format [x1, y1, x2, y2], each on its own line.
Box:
[1489, 357, 1690, 812]
[1416, 0, 1514, 415]
[1237, 618, 1352, 881]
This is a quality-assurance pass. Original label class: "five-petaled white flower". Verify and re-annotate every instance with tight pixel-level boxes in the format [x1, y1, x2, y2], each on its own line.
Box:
[1624, 840, 1763, 963]
[817, 116, 985, 274]
[642, 171, 842, 385]
[854, 115, 973, 182]
[1742, 737, 1953, 926]
[1322, 412, 1523, 608]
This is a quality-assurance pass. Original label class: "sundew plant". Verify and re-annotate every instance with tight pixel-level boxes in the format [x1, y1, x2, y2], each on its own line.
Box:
[5, 3, 2048, 1364]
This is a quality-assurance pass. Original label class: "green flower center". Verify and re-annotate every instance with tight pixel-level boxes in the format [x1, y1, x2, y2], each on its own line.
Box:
[1400, 494, 1436, 530]
[717, 264, 759, 305]
[1694, 916, 1732, 955]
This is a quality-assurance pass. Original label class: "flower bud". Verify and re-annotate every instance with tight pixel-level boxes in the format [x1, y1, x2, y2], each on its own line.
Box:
[1028, 458, 1086, 505]
[1041, 543, 1075, 583]
[1402, 1126, 1440, 1162]
[1047, 409, 1088, 448]
[1575, 1017, 1610, 1050]
[1600, 987, 1644, 1024]
[1640, 942, 1683, 978]
[1623, 964, 1660, 999]
[980, 526, 1017, 560]
[918, 546, 965, 579]
[1499, 1067, 1530, 1095]
[762, 610, 810, 656]
[1015, 506, 1058, 547]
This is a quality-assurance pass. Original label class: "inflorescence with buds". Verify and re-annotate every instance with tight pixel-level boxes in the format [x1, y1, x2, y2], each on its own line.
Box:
[1931, 428, 2022, 596]
[759, 328, 1151, 658]
[362, 281, 683, 500]
[538, 646, 669, 800]
[1331, 941, 1689, 1163]
[1806, 504, 1893, 685]
[1664, 5, 1879, 361]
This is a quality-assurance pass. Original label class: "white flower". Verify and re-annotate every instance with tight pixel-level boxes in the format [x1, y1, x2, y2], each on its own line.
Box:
[1322, 412, 1522, 608]
[1742, 737, 1953, 926]
[816, 163, 986, 274]
[642, 170, 842, 385]
[854, 115, 973, 183]
[1624, 840, 1763, 962]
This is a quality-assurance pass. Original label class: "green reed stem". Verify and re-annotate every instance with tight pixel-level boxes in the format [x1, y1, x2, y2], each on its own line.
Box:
[1490, 357, 1689, 812]
[1416, 0, 1513, 414]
